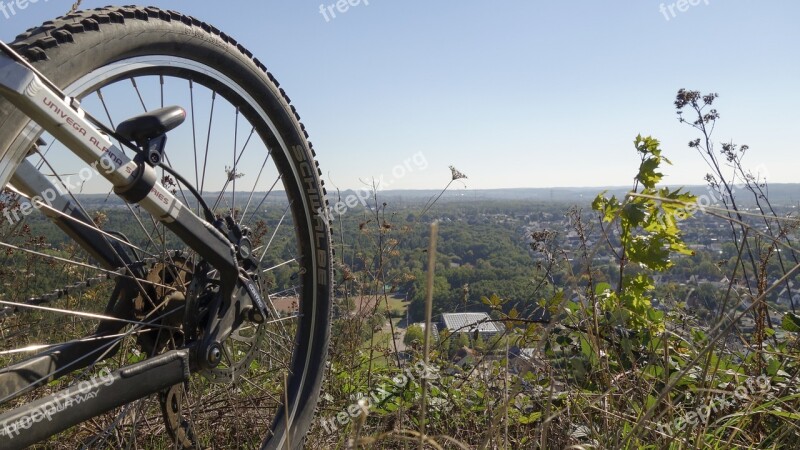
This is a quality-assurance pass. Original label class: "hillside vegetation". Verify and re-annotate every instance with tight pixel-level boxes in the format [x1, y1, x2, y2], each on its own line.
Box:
[307, 91, 800, 449]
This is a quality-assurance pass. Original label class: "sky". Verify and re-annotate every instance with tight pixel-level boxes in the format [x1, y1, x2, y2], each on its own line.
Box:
[1, 1, 798, 191]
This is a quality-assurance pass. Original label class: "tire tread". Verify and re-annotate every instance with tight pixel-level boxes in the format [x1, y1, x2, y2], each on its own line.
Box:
[9, 5, 331, 219]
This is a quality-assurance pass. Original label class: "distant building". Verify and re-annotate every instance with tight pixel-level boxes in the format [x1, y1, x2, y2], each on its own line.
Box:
[410, 322, 440, 343]
[508, 347, 537, 374]
[440, 312, 504, 337]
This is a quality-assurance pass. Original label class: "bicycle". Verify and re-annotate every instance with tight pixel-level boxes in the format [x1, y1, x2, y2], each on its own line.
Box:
[0, 5, 332, 449]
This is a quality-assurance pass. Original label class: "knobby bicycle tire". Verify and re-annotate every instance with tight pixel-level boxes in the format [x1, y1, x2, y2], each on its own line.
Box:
[0, 6, 332, 449]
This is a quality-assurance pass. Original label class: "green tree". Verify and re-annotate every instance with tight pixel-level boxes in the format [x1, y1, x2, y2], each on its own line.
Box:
[404, 324, 424, 347]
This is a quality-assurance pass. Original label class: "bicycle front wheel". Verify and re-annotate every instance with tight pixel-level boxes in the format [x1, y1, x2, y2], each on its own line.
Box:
[0, 6, 331, 449]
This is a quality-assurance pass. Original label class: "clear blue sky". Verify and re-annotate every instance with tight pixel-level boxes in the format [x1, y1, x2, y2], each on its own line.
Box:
[2, 1, 798, 190]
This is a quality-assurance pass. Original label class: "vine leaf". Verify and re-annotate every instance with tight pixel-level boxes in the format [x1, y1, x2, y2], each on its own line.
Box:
[781, 313, 800, 332]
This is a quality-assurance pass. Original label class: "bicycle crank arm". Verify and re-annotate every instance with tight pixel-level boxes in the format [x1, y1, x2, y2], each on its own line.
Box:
[0, 42, 239, 288]
[0, 349, 191, 450]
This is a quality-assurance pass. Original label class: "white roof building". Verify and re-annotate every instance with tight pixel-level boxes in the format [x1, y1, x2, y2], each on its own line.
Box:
[440, 312, 503, 337]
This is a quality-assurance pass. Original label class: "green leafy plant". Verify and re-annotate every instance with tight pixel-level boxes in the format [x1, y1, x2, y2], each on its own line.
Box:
[592, 135, 696, 333]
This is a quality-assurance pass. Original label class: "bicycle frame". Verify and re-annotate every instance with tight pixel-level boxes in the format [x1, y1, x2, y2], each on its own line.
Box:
[0, 351, 191, 448]
[0, 41, 241, 448]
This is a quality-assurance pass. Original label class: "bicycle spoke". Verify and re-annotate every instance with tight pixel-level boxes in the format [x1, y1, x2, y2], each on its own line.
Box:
[212, 125, 256, 212]
[95, 88, 131, 158]
[5, 185, 153, 258]
[259, 202, 292, 264]
[0, 330, 154, 356]
[199, 91, 217, 194]
[247, 174, 283, 224]
[189, 80, 200, 196]
[163, 152, 193, 209]
[262, 258, 297, 273]
[232, 108, 238, 215]
[131, 77, 148, 112]
[239, 148, 273, 225]
[0, 241, 180, 293]
[0, 300, 180, 329]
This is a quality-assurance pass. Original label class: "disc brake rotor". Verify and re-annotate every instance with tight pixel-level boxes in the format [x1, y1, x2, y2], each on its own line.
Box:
[139, 253, 267, 446]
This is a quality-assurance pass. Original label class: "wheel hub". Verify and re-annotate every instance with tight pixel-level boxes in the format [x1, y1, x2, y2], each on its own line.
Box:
[198, 279, 267, 383]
